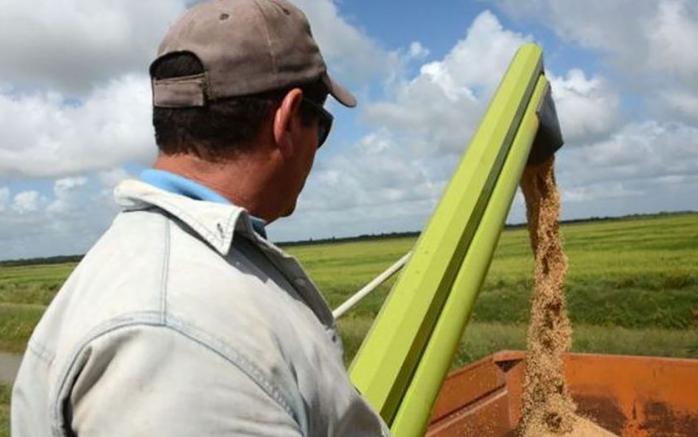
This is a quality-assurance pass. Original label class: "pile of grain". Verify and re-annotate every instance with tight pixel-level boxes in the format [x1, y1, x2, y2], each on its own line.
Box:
[518, 156, 617, 437]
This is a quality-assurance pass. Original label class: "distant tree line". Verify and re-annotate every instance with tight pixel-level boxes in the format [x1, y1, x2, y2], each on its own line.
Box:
[279, 210, 696, 246]
[504, 210, 696, 229]
[0, 254, 83, 267]
[278, 231, 420, 247]
[1, 210, 694, 266]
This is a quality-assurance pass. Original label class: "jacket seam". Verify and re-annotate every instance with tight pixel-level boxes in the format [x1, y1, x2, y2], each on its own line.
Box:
[164, 318, 299, 422]
[160, 217, 171, 324]
[51, 315, 300, 436]
[26, 340, 55, 364]
[51, 312, 160, 437]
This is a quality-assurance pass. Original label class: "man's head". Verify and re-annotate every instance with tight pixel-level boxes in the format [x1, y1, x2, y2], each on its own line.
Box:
[151, 52, 331, 160]
[149, 0, 355, 220]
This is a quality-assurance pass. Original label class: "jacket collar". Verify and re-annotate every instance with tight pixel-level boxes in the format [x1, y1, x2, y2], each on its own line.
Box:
[114, 179, 258, 256]
[114, 179, 338, 332]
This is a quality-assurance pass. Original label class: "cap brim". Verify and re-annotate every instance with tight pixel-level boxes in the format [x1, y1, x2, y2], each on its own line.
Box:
[322, 73, 357, 108]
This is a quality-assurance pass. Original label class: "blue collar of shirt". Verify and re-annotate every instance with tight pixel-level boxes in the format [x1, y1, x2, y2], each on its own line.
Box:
[140, 169, 267, 238]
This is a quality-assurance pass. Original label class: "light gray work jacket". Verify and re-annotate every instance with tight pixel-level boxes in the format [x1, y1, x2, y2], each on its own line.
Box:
[12, 179, 388, 436]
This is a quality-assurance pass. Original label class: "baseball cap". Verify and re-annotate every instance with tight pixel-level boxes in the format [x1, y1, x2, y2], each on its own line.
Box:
[150, 0, 356, 109]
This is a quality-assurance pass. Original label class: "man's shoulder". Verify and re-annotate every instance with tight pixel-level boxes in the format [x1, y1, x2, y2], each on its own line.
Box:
[44, 203, 333, 365]
[17, 187, 389, 437]
[28, 205, 315, 381]
[55, 206, 288, 333]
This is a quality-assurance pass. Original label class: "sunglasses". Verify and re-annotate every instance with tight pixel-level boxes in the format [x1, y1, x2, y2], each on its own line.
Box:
[302, 97, 334, 148]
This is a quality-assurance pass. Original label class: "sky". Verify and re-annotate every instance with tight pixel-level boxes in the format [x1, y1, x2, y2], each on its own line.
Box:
[1, 0, 697, 260]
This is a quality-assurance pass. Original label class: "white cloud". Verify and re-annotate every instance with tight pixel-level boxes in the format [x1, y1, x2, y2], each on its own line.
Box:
[485, 0, 698, 121]
[557, 121, 698, 192]
[550, 69, 620, 144]
[647, 0, 698, 82]
[563, 183, 642, 203]
[364, 11, 532, 155]
[432, 11, 532, 95]
[363, 10, 619, 155]
[97, 168, 133, 189]
[485, 0, 654, 68]
[0, 173, 124, 259]
[268, 128, 448, 241]
[303, 131, 443, 211]
[47, 177, 88, 213]
[489, 0, 697, 78]
[0, 0, 406, 258]
[272, 9, 644, 242]
[0, 0, 186, 95]
[0, 0, 397, 181]
[292, 0, 399, 86]
[2, 2, 697, 259]
[55, 177, 88, 192]
[12, 191, 42, 214]
[0, 74, 155, 178]
[0, 187, 9, 212]
[660, 91, 698, 122]
[0, 0, 398, 96]
[407, 42, 430, 61]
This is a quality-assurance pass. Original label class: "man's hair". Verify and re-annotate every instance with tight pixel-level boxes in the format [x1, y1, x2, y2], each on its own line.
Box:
[151, 52, 328, 160]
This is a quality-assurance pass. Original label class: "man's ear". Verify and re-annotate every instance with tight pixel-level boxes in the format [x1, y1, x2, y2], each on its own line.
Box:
[273, 88, 304, 158]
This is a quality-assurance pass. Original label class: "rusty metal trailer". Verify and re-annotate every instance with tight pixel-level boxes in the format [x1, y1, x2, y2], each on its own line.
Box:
[427, 351, 698, 436]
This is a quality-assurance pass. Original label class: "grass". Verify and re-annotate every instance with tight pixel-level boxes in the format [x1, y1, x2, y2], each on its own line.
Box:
[286, 213, 698, 364]
[0, 263, 73, 306]
[457, 322, 698, 368]
[298, 215, 698, 328]
[0, 263, 73, 353]
[0, 384, 9, 437]
[0, 213, 696, 359]
[0, 213, 696, 433]
[0, 304, 46, 353]
[337, 318, 698, 369]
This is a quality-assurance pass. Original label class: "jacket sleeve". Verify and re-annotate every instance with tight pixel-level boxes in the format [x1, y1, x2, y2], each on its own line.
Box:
[66, 324, 303, 436]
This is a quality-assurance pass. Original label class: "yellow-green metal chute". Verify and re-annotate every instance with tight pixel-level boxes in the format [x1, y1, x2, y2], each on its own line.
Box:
[349, 43, 564, 436]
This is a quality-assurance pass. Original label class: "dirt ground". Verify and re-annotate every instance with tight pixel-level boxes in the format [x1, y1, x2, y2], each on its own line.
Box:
[0, 352, 22, 384]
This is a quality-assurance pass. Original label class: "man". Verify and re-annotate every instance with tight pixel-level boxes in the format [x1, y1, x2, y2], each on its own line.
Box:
[12, 0, 388, 435]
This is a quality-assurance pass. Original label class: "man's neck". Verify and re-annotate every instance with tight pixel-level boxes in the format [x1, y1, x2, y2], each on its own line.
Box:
[152, 152, 282, 222]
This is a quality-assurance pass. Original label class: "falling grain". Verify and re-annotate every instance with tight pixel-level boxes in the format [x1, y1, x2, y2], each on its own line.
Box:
[518, 156, 619, 437]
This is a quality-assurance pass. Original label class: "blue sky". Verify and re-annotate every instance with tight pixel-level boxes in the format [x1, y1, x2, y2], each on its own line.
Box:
[1, 0, 697, 260]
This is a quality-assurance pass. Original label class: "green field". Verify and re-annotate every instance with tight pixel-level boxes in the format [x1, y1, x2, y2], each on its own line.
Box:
[287, 213, 698, 366]
[0, 213, 697, 432]
[1, 213, 697, 366]
[0, 383, 8, 437]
